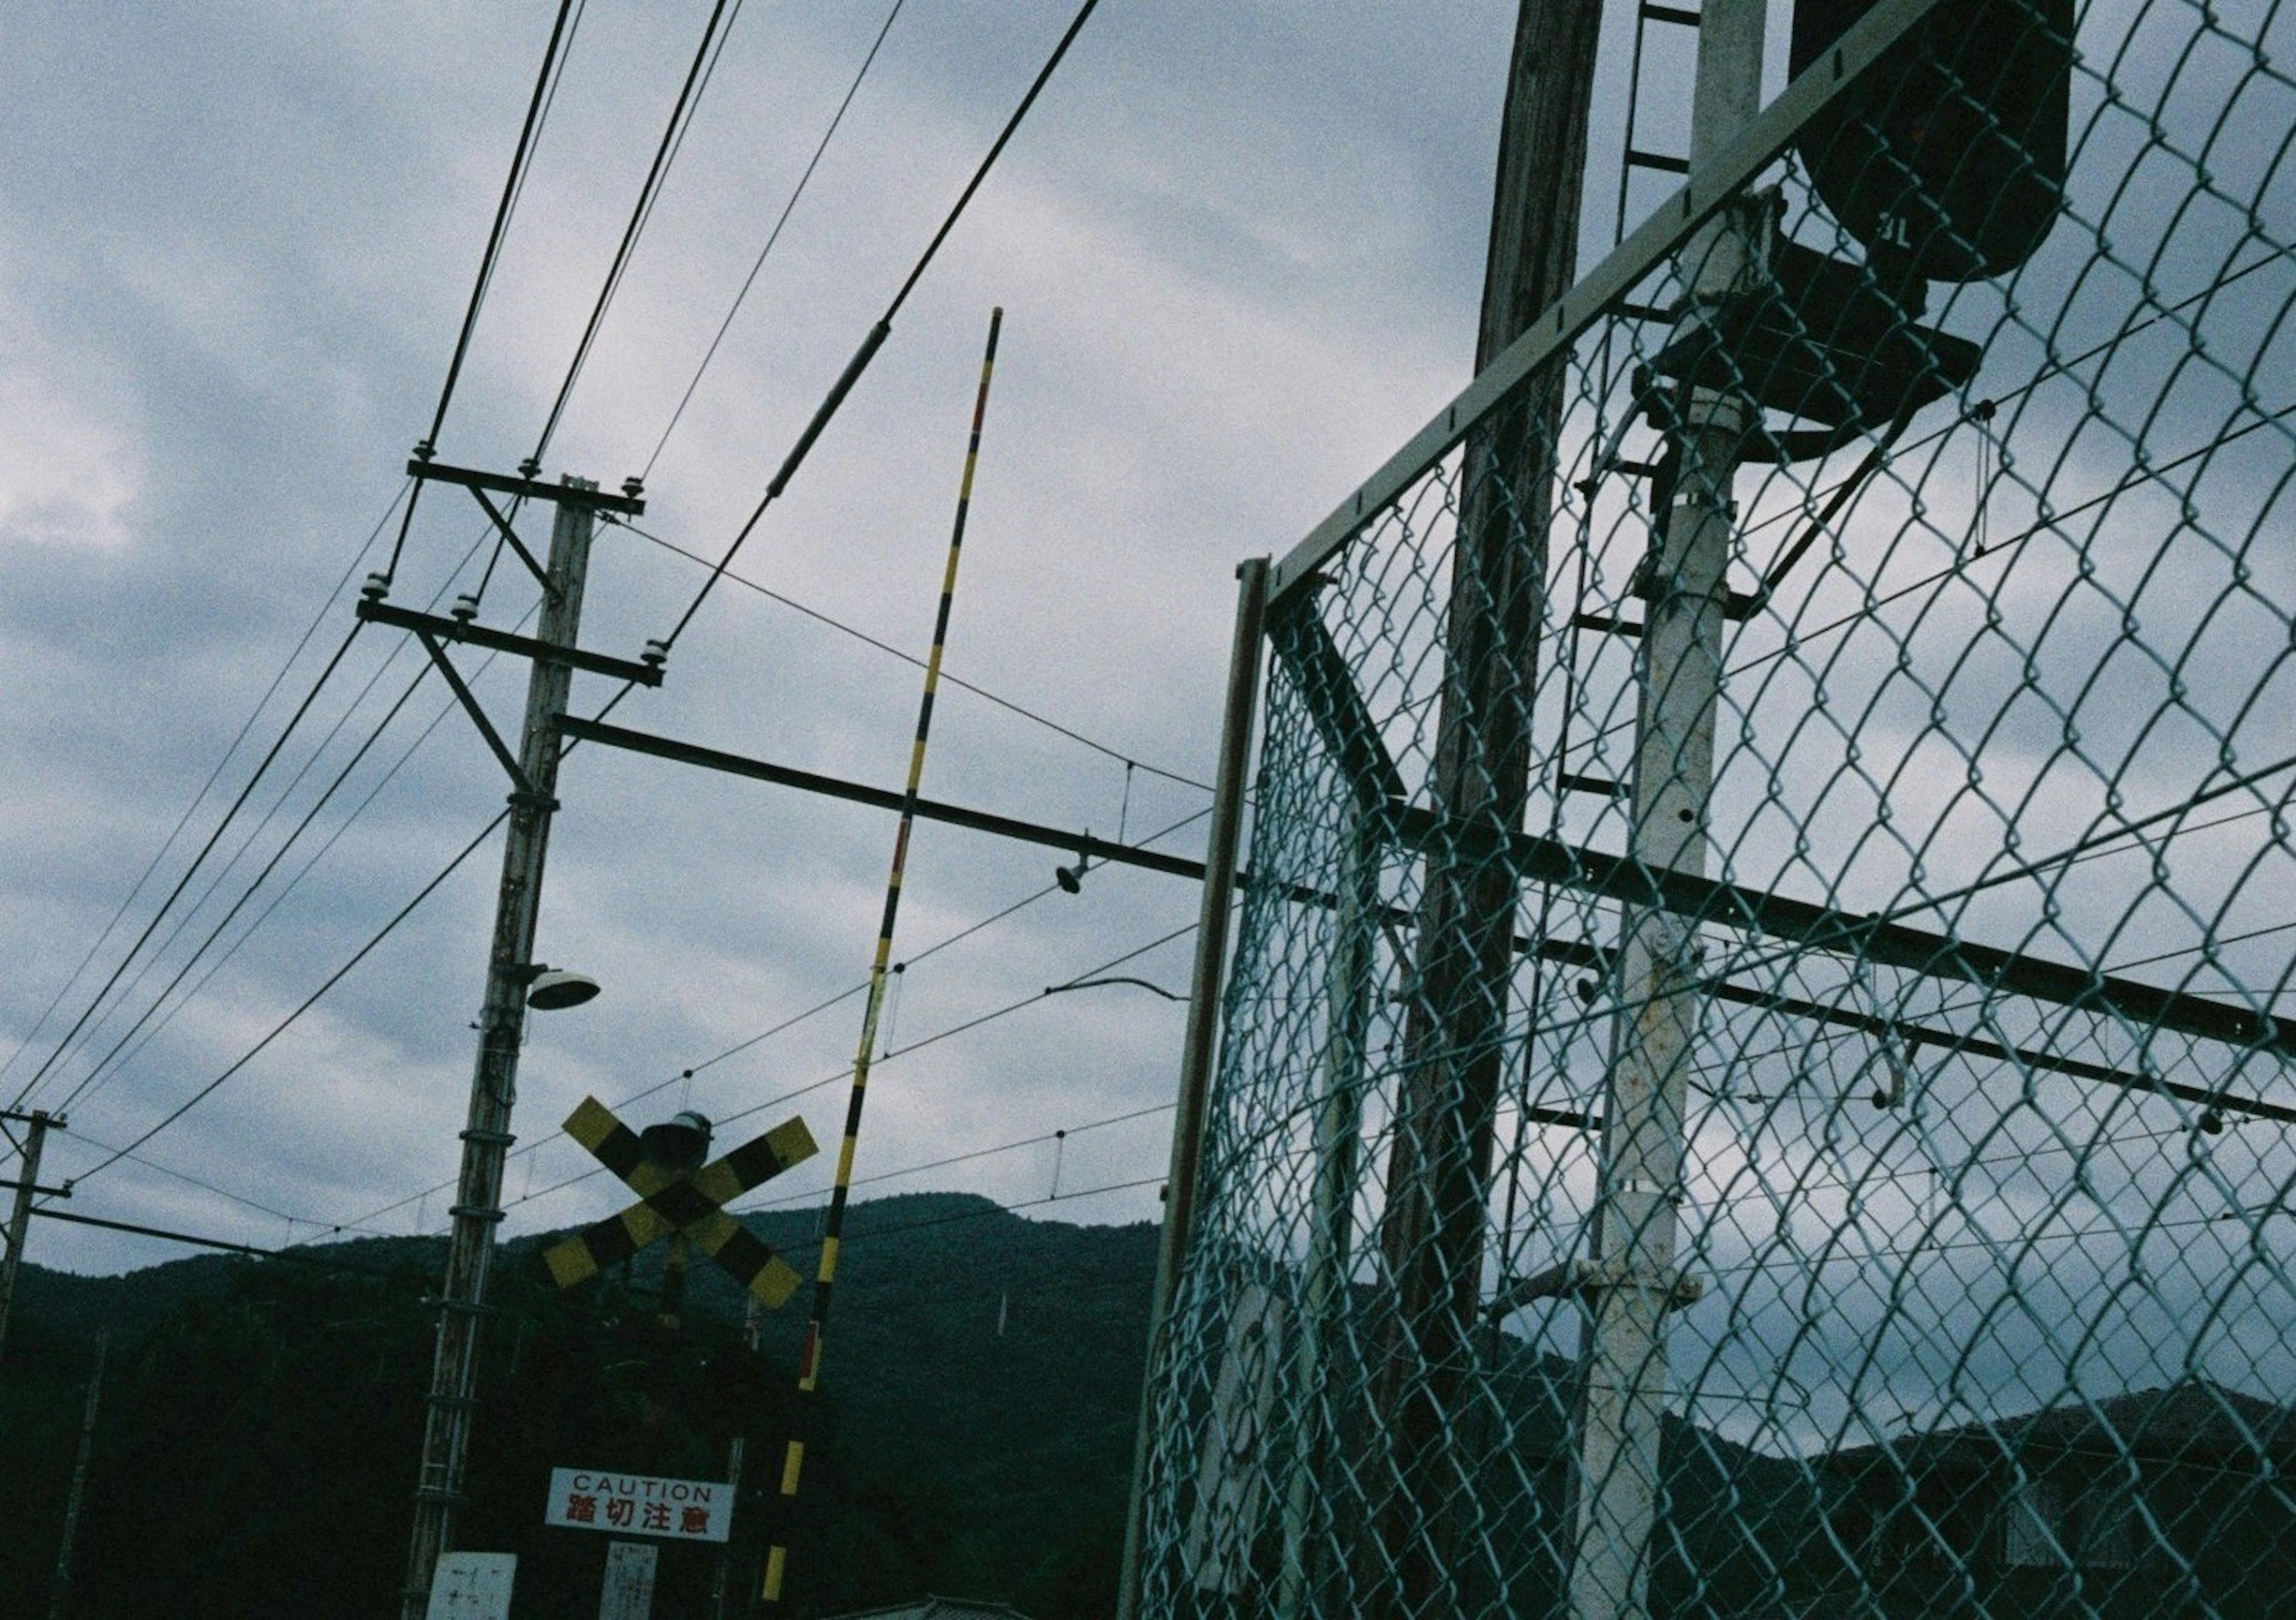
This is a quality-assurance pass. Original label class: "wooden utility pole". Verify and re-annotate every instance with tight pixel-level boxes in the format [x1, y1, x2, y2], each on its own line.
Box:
[1369, 0, 1604, 1607]
[401, 485, 597, 1620]
[47, 1329, 107, 1620]
[0, 1109, 59, 1367]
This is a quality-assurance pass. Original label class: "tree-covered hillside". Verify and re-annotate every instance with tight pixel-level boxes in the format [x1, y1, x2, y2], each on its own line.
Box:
[0, 1193, 1157, 1620]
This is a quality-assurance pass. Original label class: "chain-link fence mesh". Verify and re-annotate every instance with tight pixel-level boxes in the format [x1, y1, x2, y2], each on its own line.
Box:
[1134, 0, 2296, 1615]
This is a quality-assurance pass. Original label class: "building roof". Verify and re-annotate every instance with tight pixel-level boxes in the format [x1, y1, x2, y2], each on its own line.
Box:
[820, 1600, 1039, 1620]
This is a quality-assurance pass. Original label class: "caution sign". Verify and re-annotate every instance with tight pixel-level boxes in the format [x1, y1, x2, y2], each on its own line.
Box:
[541, 1098, 816, 1306]
[545, 1468, 732, 1543]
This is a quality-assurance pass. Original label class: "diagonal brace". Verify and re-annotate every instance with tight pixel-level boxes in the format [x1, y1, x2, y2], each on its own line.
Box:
[466, 487, 554, 594]
[414, 631, 535, 797]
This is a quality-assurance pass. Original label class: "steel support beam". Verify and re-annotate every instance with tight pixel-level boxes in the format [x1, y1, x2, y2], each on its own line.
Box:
[558, 716, 1207, 882]
[564, 721, 2296, 1088]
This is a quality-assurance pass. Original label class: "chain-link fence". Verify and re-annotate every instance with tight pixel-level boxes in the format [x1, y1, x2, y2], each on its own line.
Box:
[1134, 0, 2296, 1615]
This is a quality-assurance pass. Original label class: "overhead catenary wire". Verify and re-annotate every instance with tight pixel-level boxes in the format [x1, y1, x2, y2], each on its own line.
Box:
[735, 1099, 1173, 1217]
[501, 915, 1196, 1223]
[59, 1127, 322, 1228]
[609, 513, 1213, 792]
[323, 794, 1213, 1240]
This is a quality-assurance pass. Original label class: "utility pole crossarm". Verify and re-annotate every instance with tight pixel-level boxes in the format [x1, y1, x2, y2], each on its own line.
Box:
[407, 457, 646, 516]
[356, 597, 665, 688]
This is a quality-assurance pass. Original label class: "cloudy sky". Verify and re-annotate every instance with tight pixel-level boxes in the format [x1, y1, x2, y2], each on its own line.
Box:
[0, 2, 1585, 1274]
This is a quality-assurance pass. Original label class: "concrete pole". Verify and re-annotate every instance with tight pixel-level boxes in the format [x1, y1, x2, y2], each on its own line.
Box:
[402, 484, 596, 1620]
[1115, 556, 1270, 1620]
[47, 1328, 107, 1620]
[1566, 4, 1764, 1616]
[0, 1110, 55, 1368]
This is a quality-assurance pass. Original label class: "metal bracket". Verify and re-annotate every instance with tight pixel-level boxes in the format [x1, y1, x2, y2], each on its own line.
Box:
[1488, 1257, 1705, 1318]
[412, 630, 535, 797]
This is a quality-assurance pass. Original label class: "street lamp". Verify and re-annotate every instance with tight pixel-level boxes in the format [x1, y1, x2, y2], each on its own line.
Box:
[525, 966, 601, 1011]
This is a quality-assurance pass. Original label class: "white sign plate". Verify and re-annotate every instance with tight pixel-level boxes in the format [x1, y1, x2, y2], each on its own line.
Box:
[599, 1540, 658, 1620]
[426, 1552, 517, 1620]
[546, 1467, 733, 1543]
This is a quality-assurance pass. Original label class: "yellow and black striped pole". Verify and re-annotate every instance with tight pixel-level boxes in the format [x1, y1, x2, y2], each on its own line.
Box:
[762, 306, 1003, 1606]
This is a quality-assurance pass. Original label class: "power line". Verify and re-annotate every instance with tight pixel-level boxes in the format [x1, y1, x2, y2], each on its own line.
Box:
[652, 0, 1107, 656]
[9, 626, 370, 1114]
[49, 663, 439, 1117]
[0, 481, 408, 1092]
[642, 0, 912, 478]
[57, 1127, 318, 1228]
[61, 811, 511, 1191]
[609, 513, 1213, 791]
[530, 0, 744, 463]
[69, 652, 506, 1120]
[388, 0, 587, 581]
[43, 527, 527, 1121]
[169, 0, 1115, 1234]
[58, 583, 543, 1161]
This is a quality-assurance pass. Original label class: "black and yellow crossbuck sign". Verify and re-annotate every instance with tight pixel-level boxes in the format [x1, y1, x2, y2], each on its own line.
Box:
[542, 1098, 818, 1307]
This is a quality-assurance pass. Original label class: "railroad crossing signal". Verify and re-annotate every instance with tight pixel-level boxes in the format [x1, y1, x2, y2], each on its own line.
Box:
[542, 1098, 817, 1307]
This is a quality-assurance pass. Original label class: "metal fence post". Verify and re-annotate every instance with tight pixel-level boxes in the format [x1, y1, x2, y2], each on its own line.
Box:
[1116, 555, 1271, 1620]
